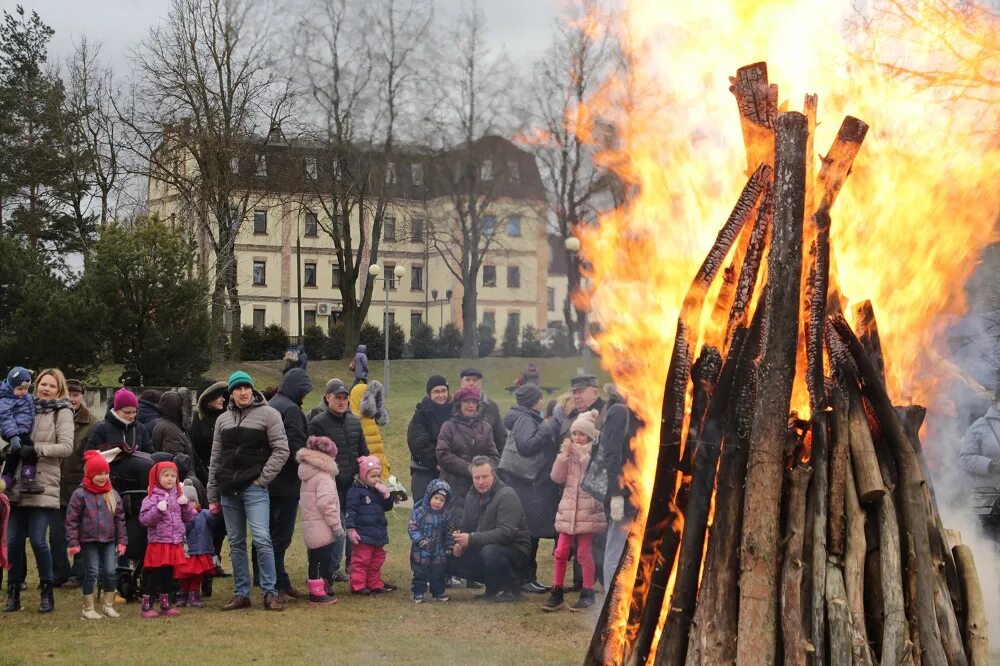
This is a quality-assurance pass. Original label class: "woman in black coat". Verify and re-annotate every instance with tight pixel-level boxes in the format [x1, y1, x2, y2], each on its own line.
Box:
[406, 375, 452, 502]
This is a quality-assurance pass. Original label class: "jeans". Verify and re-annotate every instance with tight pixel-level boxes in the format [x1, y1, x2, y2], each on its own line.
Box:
[50, 505, 83, 583]
[555, 533, 596, 589]
[451, 544, 528, 595]
[409, 467, 438, 505]
[411, 561, 446, 597]
[604, 517, 633, 589]
[221, 484, 277, 597]
[80, 542, 117, 595]
[349, 543, 386, 592]
[251, 492, 298, 591]
[307, 544, 334, 580]
[7, 507, 55, 584]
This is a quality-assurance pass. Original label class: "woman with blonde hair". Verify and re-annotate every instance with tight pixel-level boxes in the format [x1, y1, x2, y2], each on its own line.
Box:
[3, 368, 75, 613]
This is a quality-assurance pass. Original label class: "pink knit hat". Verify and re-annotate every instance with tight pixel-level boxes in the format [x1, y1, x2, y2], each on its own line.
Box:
[358, 455, 382, 481]
[571, 409, 599, 441]
[113, 388, 139, 411]
[307, 435, 338, 457]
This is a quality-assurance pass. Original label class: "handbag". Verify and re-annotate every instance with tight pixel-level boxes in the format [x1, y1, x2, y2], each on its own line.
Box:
[498, 417, 548, 483]
[581, 410, 629, 503]
[349, 358, 356, 371]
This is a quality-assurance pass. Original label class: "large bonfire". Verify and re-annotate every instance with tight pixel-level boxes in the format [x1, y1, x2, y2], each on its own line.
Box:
[576, 1, 1000, 664]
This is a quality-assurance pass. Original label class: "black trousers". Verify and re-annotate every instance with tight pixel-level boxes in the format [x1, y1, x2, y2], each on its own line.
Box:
[307, 544, 334, 580]
[143, 566, 174, 597]
[411, 561, 447, 597]
[50, 505, 83, 583]
[252, 492, 298, 591]
[450, 545, 528, 595]
[409, 467, 438, 505]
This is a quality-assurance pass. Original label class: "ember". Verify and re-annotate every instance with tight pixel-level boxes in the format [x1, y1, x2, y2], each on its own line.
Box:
[585, 62, 991, 666]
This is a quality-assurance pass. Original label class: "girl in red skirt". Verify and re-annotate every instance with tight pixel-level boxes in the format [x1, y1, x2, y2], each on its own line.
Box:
[139, 461, 195, 618]
[174, 481, 215, 608]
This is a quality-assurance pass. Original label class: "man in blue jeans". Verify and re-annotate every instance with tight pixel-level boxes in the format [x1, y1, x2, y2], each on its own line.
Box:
[207, 371, 289, 611]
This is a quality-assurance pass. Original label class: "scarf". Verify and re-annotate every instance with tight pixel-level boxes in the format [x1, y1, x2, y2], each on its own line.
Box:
[83, 475, 111, 496]
[35, 397, 71, 414]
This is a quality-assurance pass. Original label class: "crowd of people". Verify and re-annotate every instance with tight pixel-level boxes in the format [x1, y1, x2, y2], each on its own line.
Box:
[0, 358, 641, 620]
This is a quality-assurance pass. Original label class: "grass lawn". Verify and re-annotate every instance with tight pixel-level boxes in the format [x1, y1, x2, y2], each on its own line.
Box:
[2, 357, 608, 665]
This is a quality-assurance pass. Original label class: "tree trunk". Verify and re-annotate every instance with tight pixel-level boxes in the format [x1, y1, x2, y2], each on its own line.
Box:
[737, 112, 808, 666]
[461, 283, 478, 358]
[227, 259, 242, 362]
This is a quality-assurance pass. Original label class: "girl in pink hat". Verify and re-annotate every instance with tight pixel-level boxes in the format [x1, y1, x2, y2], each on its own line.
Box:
[344, 455, 395, 594]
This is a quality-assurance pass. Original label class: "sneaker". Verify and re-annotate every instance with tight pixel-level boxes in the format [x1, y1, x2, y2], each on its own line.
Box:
[521, 580, 551, 594]
[491, 589, 522, 603]
[351, 588, 372, 596]
[328, 570, 349, 583]
[445, 576, 463, 589]
[379, 582, 398, 592]
[465, 580, 483, 590]
[413, 593, 425, 604]
[432, 594, 450, 602]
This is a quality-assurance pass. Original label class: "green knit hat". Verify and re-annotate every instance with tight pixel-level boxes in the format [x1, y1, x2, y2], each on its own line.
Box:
[227, 370, 254, 392]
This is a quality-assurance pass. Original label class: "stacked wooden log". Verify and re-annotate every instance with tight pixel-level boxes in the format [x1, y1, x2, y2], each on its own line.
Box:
[585, 62, 989, 666]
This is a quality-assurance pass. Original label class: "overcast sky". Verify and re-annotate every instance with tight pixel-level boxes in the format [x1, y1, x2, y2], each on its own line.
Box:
[2, 0, 560, 71]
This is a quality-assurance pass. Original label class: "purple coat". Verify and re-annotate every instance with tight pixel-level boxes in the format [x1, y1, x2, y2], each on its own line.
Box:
[0, 382, 35, 439]
[64, 486, 127, 549]
[139, 485, 195, 544]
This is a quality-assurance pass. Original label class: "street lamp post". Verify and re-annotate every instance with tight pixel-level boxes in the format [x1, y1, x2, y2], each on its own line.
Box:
[369, 263, 406, 395]
[430, 289, 453, 330]
[564, 235, 590, 374]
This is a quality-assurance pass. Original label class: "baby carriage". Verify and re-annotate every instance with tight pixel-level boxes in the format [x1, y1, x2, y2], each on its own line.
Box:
[115, 489, 150, 602]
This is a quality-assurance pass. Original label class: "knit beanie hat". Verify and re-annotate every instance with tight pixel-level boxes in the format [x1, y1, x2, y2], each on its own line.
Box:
[182, 480, 199, 504]
[427, 479, 452, 502]
[83, 450, 110, 478]
[228, 370, 254, 392]
[453, 387, 481, 404]
[571, 409, 599, 441]
[113, 388, 139, 411]
[306, 435, 338, 457]
[6, 366, 31, 388]
[426, 375, 449, 395]
[515, 383, 543, 408]
[358, 455, 382, 482]
[148, 461, 178, 495]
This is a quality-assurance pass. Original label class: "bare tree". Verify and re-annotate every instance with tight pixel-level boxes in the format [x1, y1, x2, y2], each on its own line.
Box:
[424, 3, 519, 358]
[527, 0, 614, 347]
[291, 0, 431, 351]
[123, 0, 293, 360]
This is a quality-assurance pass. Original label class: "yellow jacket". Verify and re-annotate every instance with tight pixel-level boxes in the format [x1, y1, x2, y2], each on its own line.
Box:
[350, 381, 390, 477]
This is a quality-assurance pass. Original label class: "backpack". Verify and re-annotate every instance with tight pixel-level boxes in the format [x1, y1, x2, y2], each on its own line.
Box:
[497, 415, 548, 483]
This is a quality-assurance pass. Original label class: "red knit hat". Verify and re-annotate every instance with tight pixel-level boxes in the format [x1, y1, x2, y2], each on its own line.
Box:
[453, 387, 481, 404]
[148, 461, 178, 495]
[83, 450, 110, 479]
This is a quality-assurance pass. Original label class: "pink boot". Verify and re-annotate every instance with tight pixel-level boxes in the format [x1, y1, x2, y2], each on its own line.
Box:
[139, 595, 159, 619]
[187, 590, 203, 608]
[307, 579, 337, 606]
[158, 593, 180, 617]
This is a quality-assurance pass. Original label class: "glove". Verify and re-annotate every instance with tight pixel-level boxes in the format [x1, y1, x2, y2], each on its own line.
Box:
[347, 528, 361, 545]
[177, 493, 189, 505]
[18, 444, 35, 459]
[157, 500, 168, 512]
[416, 538, 430, 551]
[374, 482, 390, 499]
[116, 544, 127, 556]
[610, 496, 625, 522]
[66, 545, 81, 556]
[209, 503, 221, 515]
[19, 433, 33, 449]
[8, 435, 20, 451]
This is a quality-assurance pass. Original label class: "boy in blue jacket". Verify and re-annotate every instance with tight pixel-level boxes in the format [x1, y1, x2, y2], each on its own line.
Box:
[0, 366, 40, 494]
[407, 479, 455, 603]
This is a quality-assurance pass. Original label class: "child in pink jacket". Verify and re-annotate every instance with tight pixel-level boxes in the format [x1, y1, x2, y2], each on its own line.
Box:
[139, 461, 195, 618]
[297, 435, 342, 605]
[544, 410, 606, 612]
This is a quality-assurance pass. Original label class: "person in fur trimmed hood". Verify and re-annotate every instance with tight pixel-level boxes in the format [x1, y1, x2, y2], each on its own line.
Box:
[296, 436, 342, 606]
[349, 380, 390, 478]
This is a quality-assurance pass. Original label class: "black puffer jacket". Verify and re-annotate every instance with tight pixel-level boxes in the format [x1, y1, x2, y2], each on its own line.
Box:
[189, 382, 227, 471]
[85, 409, 152, 456]
[267, 368, 313, 497]
[151, 392, 196, 459]
[407, 397, 452, 471]
[137, 399, 160, 439]
[309, 408, 369, 493]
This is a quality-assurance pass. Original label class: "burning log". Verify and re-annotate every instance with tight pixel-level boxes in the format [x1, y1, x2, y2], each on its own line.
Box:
[878, 482, 912, 666]
[829, 384, 850, 557]
[845, 459, 875, 665]
[952, 545, 988, 666]
[730, 61, 778, 172]
[737, 111, 808, 666]
[781, 462, 813, 666]
[830, 315, 948, 666]
[676, 346, 724, 511]
[855, 301, 886, 389]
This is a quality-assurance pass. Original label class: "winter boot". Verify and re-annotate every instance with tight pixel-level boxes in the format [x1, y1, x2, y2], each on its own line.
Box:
[139, 594, 158, 618]
[187, 590, 203, 608]
[570, 587, 596, 611]
[38, 580, 54, 613]
[541, 586, 565, 612]
[19, 465, 45, 495]
[0, 474, 13, 493]
[158, 593, 180, 617]
[101, 591, 120, 618]
[3, 582, 21, 612]
[307, 579, 337, 606]
[81, 594, 103, 620]
[173, 590, 188, 608]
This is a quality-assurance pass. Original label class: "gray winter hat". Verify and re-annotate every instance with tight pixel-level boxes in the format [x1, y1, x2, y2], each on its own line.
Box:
[570, 374, 600, 390]
[515, 383, 543, 408]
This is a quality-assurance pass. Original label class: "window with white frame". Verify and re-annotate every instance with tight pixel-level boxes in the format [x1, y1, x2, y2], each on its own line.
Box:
[482, 215, 496, 236]
[230, 156, 240, 174]
[304, 211, 318, 237]
[507, 265, 521, 289]
[482, 265, 496, 287]
[383, 216, 396, 242]
[304, 262, 317, 287]
[411, 163, 424, 187]
[255, 154, 267, 177]
[411, 218, 424, 243]
[506, 215, 522, 237]
[253, 308, 266, 331]
[305, 156, 318, 180]
[253, 210, 267, 234]
[480, 159, 494, 181]
[252, 261, 266, 286]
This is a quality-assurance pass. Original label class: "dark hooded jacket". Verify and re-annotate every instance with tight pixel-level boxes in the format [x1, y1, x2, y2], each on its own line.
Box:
[189, 382, 227, 473]
[407, 397, 453, 472]
[601, 386, 642, 518]
[344, 477, 394, 546]
[137, 399, 160, 439]
[267, 368, 313, 497]
[500, 405, 560, 538]
[151, 391, 196, 460]
[85, 408, 152, 456]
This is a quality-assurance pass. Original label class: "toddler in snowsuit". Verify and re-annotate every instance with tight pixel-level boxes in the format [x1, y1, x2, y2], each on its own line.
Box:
[408, 478, 455, 602]
[345, 455, 395, 594]
[174, 481, 215, 608]
[0, 367, 40, 494]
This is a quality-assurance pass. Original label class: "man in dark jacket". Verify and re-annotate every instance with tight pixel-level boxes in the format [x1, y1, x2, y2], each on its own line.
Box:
[600, 384, 641, 587]
[255, 368, 312, 601]
[407, 374, 452, 501]
[136, 389, 162, 438]
[450, 456, 531, 602]
[459, 368, 506, 453]
[309, 378, 368, 580]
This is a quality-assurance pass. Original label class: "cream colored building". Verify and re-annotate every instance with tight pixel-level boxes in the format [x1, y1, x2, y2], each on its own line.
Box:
[147, 135, 549, 342]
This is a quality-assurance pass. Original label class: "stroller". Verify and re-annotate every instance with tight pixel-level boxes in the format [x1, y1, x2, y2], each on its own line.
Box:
[115, 489, 150, 602]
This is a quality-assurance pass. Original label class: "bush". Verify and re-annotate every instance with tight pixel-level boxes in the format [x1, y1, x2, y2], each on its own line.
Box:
[520, 325, 547, 357]
[327, 322, 346, 360]
[501, 317, 520, 356]
[302, 325, 328, 360]
[547, 323, 576, 357]
[240, 325, 262, 361]
[409, 322, 436, 359]
[359, 322, 405, 360]
[477, 324, 496, 357]
[436, 323, 463, 358]
[250, 324, 290, 360]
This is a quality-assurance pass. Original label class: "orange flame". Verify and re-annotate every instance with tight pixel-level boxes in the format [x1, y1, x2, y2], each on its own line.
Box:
[576, 0, 1000, 659]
